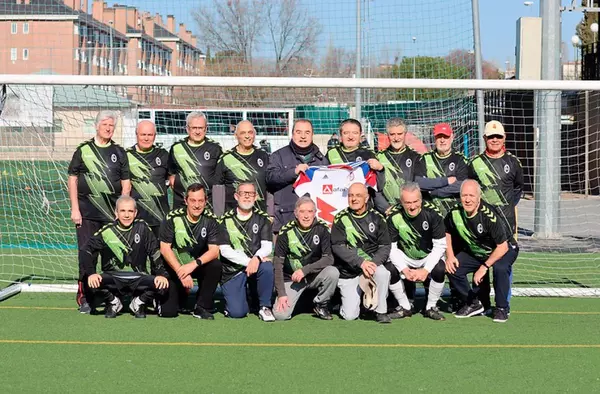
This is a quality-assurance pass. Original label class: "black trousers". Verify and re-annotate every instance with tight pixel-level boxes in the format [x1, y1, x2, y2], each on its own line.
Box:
[85, 272, 176, 317]
[448, 246, 518, 309]
[76, 219, 106, 306]
[165, 259, 222, 311]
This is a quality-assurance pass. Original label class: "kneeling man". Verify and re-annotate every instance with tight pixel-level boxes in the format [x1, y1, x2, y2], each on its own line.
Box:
[273, 196, 339, 320]
[81, 196, 170, 318]
[385, 182, 447, 320]
[332, 183, 391, 323]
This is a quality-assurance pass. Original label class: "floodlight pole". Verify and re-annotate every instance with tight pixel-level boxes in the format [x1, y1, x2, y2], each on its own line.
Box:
[534, 0, 561, 237]
[472, 0, 486, 153]
[355, 0, 362, 122]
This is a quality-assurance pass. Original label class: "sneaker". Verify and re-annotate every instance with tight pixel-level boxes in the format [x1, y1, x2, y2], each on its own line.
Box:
[376, 312, 392, 324]
[455, 301, 484, 318]
[313, 303, 333, 320]
[423, 307, 445, 321]
[493, 307, 509, 323]
[192, 306, 214, 320]
[104, 297, 123, 319]
[258, 306, 275, 322]
[129, 297, 146, 319]
[387, 306, 413, 319]
[79, 302, 92, 315]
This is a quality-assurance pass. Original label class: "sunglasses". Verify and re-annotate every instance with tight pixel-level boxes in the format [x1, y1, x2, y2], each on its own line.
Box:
[486, 135, 504, 140]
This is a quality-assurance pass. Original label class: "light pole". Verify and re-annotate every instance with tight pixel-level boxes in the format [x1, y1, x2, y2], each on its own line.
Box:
[108, 20, 113, 76]
[571, 34, 580, 80]
[412, 36, 416, 101]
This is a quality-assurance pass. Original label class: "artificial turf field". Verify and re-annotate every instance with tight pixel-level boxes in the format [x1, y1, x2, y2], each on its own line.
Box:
[0, 294, 599, 393]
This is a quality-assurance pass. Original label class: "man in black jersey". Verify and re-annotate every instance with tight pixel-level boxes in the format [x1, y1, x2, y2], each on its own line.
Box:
[385, 183, 447, 321]
[215, 120, 270, 212]
[273, 196, 339, 321]
[332, 183, 391, 323]
[219, 182, 275, 321]
[376, 117, 422, 211]
[127, 120, 169, 237]
[159, 184, 222, 320]
[327, 119, 382, 169]
[81, 196, 171, 318]
[68, 110, 131, 313]
[168, 111, 223, 210]
[445, 179, 518, 323]
[415, 123, 468, 217]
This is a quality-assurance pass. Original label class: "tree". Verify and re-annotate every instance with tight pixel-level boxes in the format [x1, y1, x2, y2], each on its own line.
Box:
[391, 56, 471, 100]
[265, 0, 322, 75]
[193, 0, 264, 66]
[576, 1, 598, 48]
[445, 49, 502, 79]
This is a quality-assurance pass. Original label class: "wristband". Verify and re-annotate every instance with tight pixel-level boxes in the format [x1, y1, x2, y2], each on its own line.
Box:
[196, 257, 203, 266]
[482, 262, 490, 269]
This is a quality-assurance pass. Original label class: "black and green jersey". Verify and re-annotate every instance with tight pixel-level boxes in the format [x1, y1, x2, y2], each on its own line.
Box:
[326, 146, 376, 164]
[331, 208, 391, 279]
[159, 208, 220, 264]
[219, 208, 272, 283]
[387, 202, 445, 260]
[444, 200, 515, 261]
[468, 152, 523, 233]
[67, 139, 130, 222]
[80, 219, 166, 276]
[215, 146, 269, 212]
[275, 218, 332, 280]
[167, 137, 222, 209]
[416, 150, 468, 216]
[127, 145, 169, 227]
[376, 147, 422, 205]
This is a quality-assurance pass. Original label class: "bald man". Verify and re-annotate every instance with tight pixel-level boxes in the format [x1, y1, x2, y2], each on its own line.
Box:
[444, 179, 518, 323]
[331, 183, 391, 323]
[126, 120, 169, 237]
[215, 120, 270, 212]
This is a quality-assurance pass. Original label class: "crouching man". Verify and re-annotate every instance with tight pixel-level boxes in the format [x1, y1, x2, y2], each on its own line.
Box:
[273, 196, 339, 321]
[81, 196, 172, 318]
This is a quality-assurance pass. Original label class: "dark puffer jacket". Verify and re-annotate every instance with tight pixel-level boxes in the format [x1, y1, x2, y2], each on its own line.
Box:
[266, 143, 328, 232]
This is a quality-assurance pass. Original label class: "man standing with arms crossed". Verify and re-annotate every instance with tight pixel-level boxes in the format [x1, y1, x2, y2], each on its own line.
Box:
[126, 120, 169, 237]
[168, 111, 222, 210]
[68, 110, 131, 314]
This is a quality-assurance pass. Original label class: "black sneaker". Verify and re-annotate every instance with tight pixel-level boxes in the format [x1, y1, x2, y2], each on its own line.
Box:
[387, 306, 412, 319]
[192, 306, 214, 320]
[129, 297, 147, 319]
[79, 302, 92, 315]
[423, 307, 445, 321]
[376, 313, 392, 324]
[493, 307, 509, 323]
[313, 304, 333, 320]
[104, 297, 123, 319]
[455, 301, 484, 318]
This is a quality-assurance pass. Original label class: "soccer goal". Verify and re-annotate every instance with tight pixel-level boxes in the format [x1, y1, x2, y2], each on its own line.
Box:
[0, 74, 599, 300]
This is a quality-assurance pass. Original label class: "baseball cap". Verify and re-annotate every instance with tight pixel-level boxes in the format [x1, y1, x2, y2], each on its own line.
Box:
[358, 275, 378, 311]
[433, 123, 453, 137]
[484, 120, 506, 137]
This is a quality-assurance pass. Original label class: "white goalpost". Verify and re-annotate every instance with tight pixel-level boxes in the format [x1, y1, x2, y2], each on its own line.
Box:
[0, 74, 599, 300]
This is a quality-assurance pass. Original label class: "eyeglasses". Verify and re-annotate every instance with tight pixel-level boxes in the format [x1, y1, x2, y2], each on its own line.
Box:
[237, 191, 256, 197]
[486, 135, 504, 140]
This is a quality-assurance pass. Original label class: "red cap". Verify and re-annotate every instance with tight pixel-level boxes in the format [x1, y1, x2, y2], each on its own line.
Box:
[433, 123, 453, 137]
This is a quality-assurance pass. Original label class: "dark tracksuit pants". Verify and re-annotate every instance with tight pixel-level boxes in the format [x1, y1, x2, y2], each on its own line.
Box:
[165, 259, 222, 312]
[221, 262, 274, 318]
[448, 246, 518, 309]
[76, 219, 106, 306]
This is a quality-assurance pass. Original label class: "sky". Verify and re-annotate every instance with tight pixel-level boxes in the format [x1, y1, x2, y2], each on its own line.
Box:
[121, 0, 584, 69]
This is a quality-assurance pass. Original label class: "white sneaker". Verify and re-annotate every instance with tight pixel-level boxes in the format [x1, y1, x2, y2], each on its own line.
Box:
[129, 296, 143, 314]
[112, 296, 123, 314]
[258, 306, 275, 322]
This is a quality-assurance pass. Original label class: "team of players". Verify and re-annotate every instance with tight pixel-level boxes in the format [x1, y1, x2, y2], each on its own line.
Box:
[69, 110, 522, 323]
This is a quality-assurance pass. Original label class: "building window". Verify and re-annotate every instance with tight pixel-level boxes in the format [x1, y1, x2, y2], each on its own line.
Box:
[10, 48, 17, 61]
[23, 22, 29, 34]
[74, 24, 79, 35]
[11, 22, 17, 34]
[23, 49, 29, 60]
